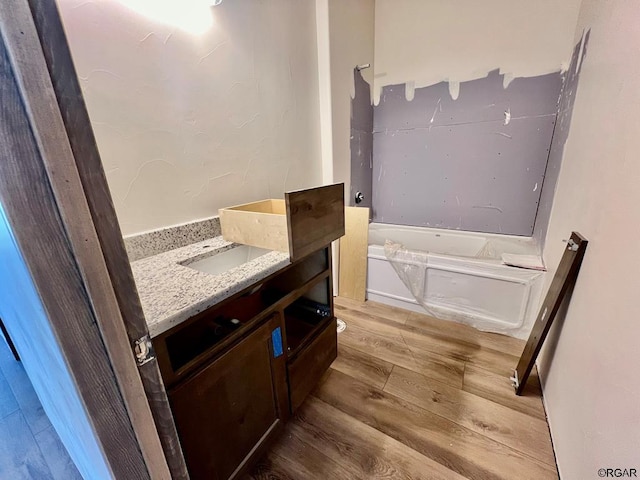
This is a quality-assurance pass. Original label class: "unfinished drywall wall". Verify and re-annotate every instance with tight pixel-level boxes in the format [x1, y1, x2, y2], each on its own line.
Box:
[58, 0, 323, 236]
[372, 71, 561, 235]
[0, 204, 111, 479]
[373, 0, 582, 103]
[538, 2, 640, 478]
[350, 69, 374, 209]
[368, 1, 582, 236]
[534, 33, 590, 246]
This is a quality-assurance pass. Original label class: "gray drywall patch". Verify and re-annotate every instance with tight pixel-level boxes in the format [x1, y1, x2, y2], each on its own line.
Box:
[372, 115, 556, 234]
[372, 70, 563, 236]
[350, 128, 373, 210]
[350, 69, 374, 209]
[352, 68, 374, 133]
[534, 31, 590, 245]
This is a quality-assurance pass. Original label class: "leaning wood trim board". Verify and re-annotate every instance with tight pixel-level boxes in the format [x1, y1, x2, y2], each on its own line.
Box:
[25, 1, 189, 477]
[339, 207, 370, 301]
[0, 2, 170, 478]
[514, 231, 588, 395]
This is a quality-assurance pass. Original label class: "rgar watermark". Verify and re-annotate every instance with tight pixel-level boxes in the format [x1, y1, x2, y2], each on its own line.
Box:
[598, 468, 638, 478]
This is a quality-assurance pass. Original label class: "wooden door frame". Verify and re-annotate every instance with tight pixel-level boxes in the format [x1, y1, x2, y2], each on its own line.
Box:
[1, 1, 188, 478]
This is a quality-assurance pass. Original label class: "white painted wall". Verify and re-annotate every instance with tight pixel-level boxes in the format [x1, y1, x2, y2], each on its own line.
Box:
[538, 2, 640, 478]
[373, 0, 582, 102]
[58, 0, 323, 236]
[315, 0, 334, 186]
[326, 0, 375, 200]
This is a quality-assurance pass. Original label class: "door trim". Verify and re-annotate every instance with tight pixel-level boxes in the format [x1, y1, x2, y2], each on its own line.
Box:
[0, 1, 185, 478]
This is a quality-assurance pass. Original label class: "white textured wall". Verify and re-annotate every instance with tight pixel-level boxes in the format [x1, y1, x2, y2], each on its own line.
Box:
[58, 0, 323, 235]
[538, 1, 640, 478]
[373, 0, 582, 102]
[327, 0, 375, 201]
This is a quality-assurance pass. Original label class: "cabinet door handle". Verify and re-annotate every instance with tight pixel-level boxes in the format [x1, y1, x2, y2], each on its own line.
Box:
[271, 327, 283, 358]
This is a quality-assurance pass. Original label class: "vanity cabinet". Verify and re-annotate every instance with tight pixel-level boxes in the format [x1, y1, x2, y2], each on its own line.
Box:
[153, 246, 338, 480]
[168, 314, 288, 480]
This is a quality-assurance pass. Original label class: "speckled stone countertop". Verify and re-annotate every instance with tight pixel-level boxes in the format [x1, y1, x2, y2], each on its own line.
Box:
[131, 236, 290, 338]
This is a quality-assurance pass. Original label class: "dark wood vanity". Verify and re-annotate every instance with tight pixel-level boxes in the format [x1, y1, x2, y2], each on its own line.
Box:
[152, 185, 344, 480]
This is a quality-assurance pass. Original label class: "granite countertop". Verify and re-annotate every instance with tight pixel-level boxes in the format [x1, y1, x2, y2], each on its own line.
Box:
[131, 236, 290, 338]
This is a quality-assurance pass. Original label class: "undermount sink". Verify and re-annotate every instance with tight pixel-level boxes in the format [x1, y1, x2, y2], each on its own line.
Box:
[186, 245, 272, 276]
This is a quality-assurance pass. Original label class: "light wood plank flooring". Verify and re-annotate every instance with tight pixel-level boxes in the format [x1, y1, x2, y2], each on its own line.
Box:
[247, 298, 557, 480]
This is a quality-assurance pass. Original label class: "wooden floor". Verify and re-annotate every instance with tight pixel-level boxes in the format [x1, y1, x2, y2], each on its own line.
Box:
[247, 298, 558, 480]
[0, 332, 81, 480]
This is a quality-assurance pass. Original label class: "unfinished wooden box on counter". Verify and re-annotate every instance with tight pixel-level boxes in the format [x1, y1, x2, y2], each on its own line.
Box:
[219, 183, 345, 261]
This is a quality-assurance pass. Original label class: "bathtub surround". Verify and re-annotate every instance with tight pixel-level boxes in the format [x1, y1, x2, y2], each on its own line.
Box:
[124, 216, 221, 262]
[350, 69, 374, 210]
[371, 70, 561, 236]
[58, 0, 323, 236]
[533, 32, 590, 247]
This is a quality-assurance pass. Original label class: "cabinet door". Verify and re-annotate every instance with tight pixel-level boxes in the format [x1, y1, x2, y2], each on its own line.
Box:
[169, 314, 288, 480]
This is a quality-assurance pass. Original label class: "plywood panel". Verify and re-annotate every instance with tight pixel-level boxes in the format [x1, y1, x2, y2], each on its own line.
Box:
[338, 206, 369, 301]
[220, 207, 289, 253]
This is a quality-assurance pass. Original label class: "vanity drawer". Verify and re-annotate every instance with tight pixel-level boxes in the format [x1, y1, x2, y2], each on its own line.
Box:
[287, 317, 337, 412]
[219, 184, 345, 261]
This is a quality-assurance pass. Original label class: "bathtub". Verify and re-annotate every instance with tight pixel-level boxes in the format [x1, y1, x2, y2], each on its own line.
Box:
[367, 223, 545, 339]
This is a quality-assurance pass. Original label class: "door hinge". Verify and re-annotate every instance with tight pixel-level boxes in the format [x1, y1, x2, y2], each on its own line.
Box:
[133, 335, 155, 367]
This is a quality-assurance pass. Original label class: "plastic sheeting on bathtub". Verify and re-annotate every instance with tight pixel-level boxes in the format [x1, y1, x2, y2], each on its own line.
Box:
[383, 240, 543, 338]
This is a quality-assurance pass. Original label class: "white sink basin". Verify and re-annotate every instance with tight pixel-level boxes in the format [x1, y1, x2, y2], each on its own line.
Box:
[186, 245, 272, 276]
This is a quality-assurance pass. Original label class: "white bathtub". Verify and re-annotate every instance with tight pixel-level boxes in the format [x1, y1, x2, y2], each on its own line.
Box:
[367, 223, 545, 339]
